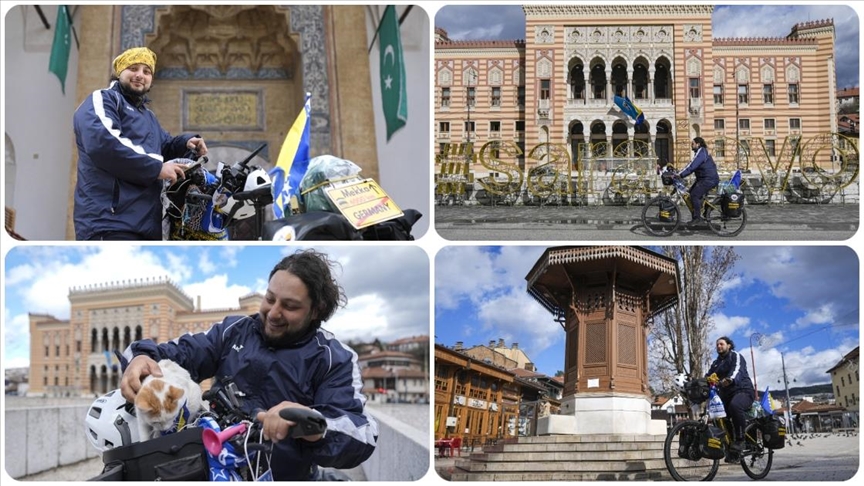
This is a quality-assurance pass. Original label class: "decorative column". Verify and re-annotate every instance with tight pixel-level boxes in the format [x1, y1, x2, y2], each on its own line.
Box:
[525, 246, 680, 435]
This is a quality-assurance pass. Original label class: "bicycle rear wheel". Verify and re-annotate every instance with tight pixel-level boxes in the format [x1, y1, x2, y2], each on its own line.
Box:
[642, 196, 681, 236]
[705, 205, 747, 237]
[663, 420, 720, 481]
[740, 422, 773, 480]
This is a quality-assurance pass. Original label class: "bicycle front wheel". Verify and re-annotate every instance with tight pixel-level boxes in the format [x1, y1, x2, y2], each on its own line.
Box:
[663, 420, 720, 481]
[740, 421, 773, 480]
[705, 206, 747, 237]
[642, 196, 681, 237]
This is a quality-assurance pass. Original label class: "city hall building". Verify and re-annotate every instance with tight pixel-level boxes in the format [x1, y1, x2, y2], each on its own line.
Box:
[434, 5, 844, 202]
[28, 279, 262, 397]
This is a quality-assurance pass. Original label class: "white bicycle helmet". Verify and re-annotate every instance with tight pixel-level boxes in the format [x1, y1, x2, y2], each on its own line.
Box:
[215, 168, 272, 221]
[85, 389, 140, 452]
[674, 373, 689, 391]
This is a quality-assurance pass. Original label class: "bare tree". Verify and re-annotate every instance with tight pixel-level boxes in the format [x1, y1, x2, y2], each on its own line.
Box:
[649, 246, 740, 387]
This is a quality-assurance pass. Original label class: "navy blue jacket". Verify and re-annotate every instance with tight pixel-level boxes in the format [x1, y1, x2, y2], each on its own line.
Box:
[679, 147, 720, 183]
[706, 350, 754, 402]
[123, 314, 378, 480]
[73, 81, 194, 240]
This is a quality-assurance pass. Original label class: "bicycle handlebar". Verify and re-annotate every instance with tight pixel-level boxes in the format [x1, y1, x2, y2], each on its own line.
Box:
[278, 408, 328, 438]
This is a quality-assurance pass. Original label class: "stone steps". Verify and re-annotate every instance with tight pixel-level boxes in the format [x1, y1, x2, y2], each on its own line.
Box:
[449, 434, 696, 481]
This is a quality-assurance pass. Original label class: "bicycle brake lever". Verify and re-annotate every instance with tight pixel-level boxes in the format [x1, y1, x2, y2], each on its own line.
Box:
[278, 408, 328, 438]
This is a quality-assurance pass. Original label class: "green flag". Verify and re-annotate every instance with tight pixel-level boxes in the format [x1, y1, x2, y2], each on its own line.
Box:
[378, 5, 407, 141]
[49, 5, 71, 95]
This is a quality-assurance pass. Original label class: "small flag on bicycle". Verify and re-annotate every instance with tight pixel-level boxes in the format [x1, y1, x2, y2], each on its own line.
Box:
[760, 386, 774, 415]
[270, 93, 311, 219]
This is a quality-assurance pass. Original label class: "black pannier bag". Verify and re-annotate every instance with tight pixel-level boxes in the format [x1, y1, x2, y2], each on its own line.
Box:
[661, 172, 676, 186]
[678, 426, 699, 460]
[759, 415, 786, 449]
[721, 191, 744, 218]
[685, 378, 711, 403]
[659, 198, 677, 222]
[90, 427, 208, 481]
[698, 424, 727, 460]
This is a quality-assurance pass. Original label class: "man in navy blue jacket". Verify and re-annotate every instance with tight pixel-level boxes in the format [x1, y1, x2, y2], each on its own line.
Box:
[120, 250, 378, 480]
[73, 47, 207, 240]
[706, 336, 755, 453]
[678, 137, 719, 227]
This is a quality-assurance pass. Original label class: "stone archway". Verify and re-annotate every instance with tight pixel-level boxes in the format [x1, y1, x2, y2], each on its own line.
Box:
[118, 5, 329, 161]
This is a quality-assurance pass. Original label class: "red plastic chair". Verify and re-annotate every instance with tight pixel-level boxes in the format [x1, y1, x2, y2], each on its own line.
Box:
[449, 437, 462, 456]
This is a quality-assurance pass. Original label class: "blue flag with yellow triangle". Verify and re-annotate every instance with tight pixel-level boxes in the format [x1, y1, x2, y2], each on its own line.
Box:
[269, 93, 311, 219]
[613, 95, 645, 126]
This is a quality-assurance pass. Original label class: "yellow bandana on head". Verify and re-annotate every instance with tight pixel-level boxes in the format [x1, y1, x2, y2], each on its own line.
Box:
[112, 47, 157, 77]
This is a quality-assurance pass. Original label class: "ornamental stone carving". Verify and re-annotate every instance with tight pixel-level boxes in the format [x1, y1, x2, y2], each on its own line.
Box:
[489, 67, 503, 86]
[713, 66, 725, 84]
[786, 65, 800, 83]
[736, 65, 750, 83]
[438, 68, 452, 86]
[760, 65, 775, 83]
[683, 24, 702, 43]
[537, 57, 553, 78]
[686, 57, 702, 76]
[536, 25, 555, 44]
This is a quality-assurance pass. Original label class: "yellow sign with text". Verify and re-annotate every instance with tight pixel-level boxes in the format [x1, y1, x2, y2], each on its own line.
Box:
[326, 179, 403, 229]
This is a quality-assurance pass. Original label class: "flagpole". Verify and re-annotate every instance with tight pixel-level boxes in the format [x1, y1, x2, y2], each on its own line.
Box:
[367, 5, 413, 54]
[64, 5, 80, 50]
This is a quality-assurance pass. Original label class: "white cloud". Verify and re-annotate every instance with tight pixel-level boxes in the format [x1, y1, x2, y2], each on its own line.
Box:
[710, 313, 750, 343]
[2, 310, 32, 369]
[327, 293, 391, 341]
[475, 287, 561, 359]
[793, 304, 836, 329]
[182, 275, 253, 311]
[448, 25, 505, 41]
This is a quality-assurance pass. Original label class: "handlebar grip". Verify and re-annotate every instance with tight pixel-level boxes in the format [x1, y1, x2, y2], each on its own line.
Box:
[232, 184, 273, 202]
[278, 408, 328, 438]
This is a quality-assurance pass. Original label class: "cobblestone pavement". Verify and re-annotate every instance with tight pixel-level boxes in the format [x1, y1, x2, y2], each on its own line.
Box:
[434, 203, 860, 241]
[11, 402, 426, 481]
[712, 432, 860, 481]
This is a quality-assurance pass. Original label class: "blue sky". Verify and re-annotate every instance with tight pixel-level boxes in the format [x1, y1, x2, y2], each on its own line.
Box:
[2, 245, 430, 370]
[435, 246, 859, 389]
[434, 3, 861, 89]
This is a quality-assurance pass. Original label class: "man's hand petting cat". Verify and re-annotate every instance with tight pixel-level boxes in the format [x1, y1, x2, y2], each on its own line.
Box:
[121, 355, 164, 402]
[256, 402, 324, 443]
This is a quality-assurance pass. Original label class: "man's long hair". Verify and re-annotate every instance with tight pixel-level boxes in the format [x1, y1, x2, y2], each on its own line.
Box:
[269, 249, 347, 329]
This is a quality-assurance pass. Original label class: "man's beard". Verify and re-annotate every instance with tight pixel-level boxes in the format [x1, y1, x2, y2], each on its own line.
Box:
[260, 316, 316, 348]
[120, 80, 149, 98]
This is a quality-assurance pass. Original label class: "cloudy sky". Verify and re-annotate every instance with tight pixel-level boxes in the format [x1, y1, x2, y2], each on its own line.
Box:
[435, 246, 859, 390]
[435, 3, 860, 89]
[2, 245, 429, 369]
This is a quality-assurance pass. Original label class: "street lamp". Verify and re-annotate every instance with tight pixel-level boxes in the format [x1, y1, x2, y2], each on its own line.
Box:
[750, 332, 764, 392]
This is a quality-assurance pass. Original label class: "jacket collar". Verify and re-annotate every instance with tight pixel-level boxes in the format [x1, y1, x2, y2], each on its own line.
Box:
[109, 80, 151, 108]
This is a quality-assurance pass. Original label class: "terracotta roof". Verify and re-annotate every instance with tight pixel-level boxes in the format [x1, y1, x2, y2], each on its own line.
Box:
[838, 87, 859, 98]
[388, 335, 429, 345]
[775, 400, 846, 414]
[552, 375, 564, 384]
[653, 396, 670, 406]
[508, 367, 544, 378]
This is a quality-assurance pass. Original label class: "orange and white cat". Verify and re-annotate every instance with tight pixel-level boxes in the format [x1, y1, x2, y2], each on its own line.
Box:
[134, 359, 208, 440]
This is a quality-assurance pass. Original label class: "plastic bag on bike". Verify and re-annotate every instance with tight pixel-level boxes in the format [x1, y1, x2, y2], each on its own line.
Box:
[699, 424, 728, 460]
[758, 415, 786, 449]
[721, 191, 744, 218]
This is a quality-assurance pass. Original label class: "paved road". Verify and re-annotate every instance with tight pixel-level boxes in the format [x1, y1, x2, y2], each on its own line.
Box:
[435, 204, 860, 241]
[13, 403, 427, 481]
[712, 432, 859, 481]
